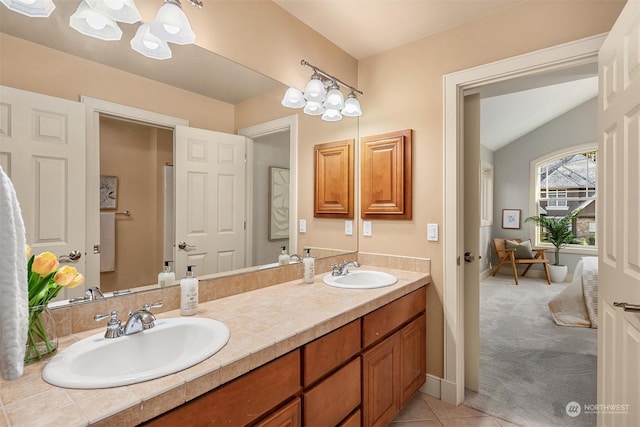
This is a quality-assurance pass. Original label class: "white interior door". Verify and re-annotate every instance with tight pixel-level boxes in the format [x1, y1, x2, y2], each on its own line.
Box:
[597, 2, 640, 425]
[0, 86, 86, 300]
[174, 125, 246, 279]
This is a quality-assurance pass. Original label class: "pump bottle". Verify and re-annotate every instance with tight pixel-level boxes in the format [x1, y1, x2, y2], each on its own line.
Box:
[303, 249, 315, 284]
[278, 246, 290, 266]
[158, 260, 175, 288]
[180, 265, 199, 316]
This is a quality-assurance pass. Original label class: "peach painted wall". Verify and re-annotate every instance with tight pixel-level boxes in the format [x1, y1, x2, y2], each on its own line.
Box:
[356, 1, 625, 377]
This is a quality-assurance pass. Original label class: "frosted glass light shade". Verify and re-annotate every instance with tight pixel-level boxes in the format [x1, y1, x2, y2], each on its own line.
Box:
[0, 0, 55, 17]
[341, 94, 362, 117]
[281, 87, 305, 108]
[86, 0, 141, 24]
[323, 85, 344, 110]
[303, 74, 326, 103]
[322, 108, 342, 122]
[303, 101, 325, 116]
[131, 23, 172, 60]
[149, 0, 195, 45]
[70, 0, 122, 41]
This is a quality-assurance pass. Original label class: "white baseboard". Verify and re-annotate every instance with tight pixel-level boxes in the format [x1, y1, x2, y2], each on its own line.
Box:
[440, 378, 460, 405]
[479, 268, 492, 281]
[420, 374, 441, 399]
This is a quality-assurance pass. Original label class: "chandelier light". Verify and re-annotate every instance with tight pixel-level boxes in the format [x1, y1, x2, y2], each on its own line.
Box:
[0, 0, 55, 17]
[281, 59, 363, 121]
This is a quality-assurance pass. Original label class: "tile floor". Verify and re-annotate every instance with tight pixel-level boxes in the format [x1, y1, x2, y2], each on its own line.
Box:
[390, 392, 521, 427]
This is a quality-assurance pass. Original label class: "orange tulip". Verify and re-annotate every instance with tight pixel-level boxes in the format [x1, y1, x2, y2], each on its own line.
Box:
[26, 244, 32, 260]
[67, 273, 85, 289]
[53, 266, 80, 287]
[31, 252, 59, 277]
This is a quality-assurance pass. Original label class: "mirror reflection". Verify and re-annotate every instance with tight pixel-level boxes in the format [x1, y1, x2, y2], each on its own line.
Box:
[0, 5, 358, 301]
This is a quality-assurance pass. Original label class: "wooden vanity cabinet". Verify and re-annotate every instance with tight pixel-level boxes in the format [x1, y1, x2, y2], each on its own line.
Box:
[254, 398, 301, 427]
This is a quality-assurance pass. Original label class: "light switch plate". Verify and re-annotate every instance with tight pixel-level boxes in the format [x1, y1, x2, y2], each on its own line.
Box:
[363, 221, 372, 237]
[299, 219, 306, 233]
[345, 220, 353, 236]
[427, 223, 438, 241]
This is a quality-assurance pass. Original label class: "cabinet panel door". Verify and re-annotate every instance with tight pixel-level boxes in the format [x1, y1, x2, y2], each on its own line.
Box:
[400, 313, 427, 407]
[362, 333, 401, 427]
[304, 358, 361, 427]
[254, 398, 301, 427]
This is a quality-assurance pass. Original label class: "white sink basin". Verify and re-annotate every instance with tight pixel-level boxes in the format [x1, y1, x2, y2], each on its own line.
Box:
[42, 317, 229, 389]
[322, 270, 398, 289]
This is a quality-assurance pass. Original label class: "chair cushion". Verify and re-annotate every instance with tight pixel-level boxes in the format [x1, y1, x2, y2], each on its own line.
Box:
[505, 239, 534, 259]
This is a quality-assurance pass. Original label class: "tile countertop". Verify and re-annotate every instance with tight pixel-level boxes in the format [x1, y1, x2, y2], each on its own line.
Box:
[0, 266, 430, 427]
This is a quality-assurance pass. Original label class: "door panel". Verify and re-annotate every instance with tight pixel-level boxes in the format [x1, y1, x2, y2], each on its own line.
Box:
[597, 3, 640, 425]
[0, 86, 86, 300]
[175, 125, 246, 278]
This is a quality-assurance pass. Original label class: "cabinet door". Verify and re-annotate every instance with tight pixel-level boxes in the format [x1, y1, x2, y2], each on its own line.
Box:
[362, 333, 401, 427]
[254, 398, 301, 427]
[400, 313, 426, 407]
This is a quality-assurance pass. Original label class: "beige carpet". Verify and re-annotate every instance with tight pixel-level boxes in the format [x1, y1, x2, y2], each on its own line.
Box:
[464, 275, 597, 427]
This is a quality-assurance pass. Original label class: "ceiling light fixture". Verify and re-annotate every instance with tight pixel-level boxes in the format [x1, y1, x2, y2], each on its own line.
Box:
[281, 59, 363, 121]
[0, 0, 55, 17]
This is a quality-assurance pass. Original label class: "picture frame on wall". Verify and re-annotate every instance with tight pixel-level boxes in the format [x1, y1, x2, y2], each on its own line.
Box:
[268, 167, 290, 241]
[100, 175, 118, 210]
[502, 208, 521, 229]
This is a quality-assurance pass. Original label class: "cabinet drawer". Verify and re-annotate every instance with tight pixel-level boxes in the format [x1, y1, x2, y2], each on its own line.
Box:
[254, 398, 301, 427]
[145, 350, 301, 427]
[339, 409, 361, 427]
[303, 357, 361, 426]
[362, 287, 426, 348]
[303, 319, 361, 386]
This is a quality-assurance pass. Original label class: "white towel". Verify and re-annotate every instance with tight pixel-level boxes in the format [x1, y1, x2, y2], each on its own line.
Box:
[0, 165, 28, 380]
[100, 212, 115, 272]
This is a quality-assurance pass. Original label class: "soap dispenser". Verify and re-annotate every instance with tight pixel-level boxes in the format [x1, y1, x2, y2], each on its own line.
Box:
[158, 260, 175, 288]
[278, 245, 290, 266]
[180, 265, 199, 316]
[303, 248, 315, 284]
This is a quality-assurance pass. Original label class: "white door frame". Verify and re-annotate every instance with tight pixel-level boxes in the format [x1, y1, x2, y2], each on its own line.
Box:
[81, 96, 189, 289]
[238, 115, 299, 264]
[442, 34, 606, 405]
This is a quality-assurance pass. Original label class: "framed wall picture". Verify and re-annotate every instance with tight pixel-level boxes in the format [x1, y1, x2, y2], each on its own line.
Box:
[502, 209, 521, 229]
[268, 167, 290, 241]
[100, 175, 118, 210]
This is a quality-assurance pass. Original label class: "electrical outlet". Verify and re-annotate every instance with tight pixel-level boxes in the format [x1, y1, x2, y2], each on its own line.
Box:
[363, 221, 372, 237]
[345, 220, 353, 236]
[299, 219, 306, 233]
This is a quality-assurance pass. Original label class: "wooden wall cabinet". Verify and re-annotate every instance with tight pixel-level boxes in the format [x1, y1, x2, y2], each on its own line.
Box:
[361, 129, 412, 220]
[314, 139, 354, 218]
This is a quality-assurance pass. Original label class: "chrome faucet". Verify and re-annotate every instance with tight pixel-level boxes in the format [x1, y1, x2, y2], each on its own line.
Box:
[69, 287, 104, 303]
[290, 254, 302, 262]
[94, 301, 163, 339]
[339, 260, 360, 275]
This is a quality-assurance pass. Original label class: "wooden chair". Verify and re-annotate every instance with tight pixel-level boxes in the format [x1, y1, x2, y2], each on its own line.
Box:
[491, 238, 551, 285]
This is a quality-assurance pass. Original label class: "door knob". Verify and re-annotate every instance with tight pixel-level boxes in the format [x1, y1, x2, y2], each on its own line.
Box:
[58, 250, 82, 263]
[177, 241, 195, 250]
[464, 252, 475, 263]
[613, 302, 640, 313]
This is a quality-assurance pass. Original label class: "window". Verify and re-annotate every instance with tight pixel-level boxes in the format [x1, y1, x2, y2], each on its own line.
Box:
[532, 146, 597, 248]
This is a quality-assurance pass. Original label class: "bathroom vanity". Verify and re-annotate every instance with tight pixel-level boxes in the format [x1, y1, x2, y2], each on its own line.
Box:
[0, 264, 429, 427]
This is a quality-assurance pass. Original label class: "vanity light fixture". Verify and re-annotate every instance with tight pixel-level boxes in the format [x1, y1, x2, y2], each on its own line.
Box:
[130, 22, 172, 60]
[281, 59, 363, 121]
[0, 0, 55, 17]
[70, 0, 123, 41]
[85, 0, 141, 24]
[149, 0, 198, 45]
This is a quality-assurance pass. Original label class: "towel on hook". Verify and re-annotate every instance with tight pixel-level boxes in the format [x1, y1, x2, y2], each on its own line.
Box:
[0, 166, 28, 380]
[100, 212, 115, 272]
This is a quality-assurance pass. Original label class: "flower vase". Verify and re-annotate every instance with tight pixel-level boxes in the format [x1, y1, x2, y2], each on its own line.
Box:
[25, 305, 58, 364]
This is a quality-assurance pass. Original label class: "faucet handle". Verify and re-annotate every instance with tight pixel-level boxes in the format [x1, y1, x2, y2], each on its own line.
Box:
[143, 301, 163, 312]
[331, 262, 341, 276]
[94, 310, 122, 339]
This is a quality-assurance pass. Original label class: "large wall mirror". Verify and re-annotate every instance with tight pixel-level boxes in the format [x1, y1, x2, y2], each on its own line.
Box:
[0, 3, 358, 303]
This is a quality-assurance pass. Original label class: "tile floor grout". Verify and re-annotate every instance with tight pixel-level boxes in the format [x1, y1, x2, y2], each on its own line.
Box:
[389, 391, 522, 427]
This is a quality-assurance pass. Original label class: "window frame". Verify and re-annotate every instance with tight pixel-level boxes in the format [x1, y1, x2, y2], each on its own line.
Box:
[529, 143, 598, 255]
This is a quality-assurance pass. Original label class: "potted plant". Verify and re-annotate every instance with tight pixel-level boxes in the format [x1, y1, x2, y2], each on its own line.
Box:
[525, 208, 582, 282]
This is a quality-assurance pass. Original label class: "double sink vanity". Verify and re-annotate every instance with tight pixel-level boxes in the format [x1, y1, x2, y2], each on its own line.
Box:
[1, 259, 430, 427]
